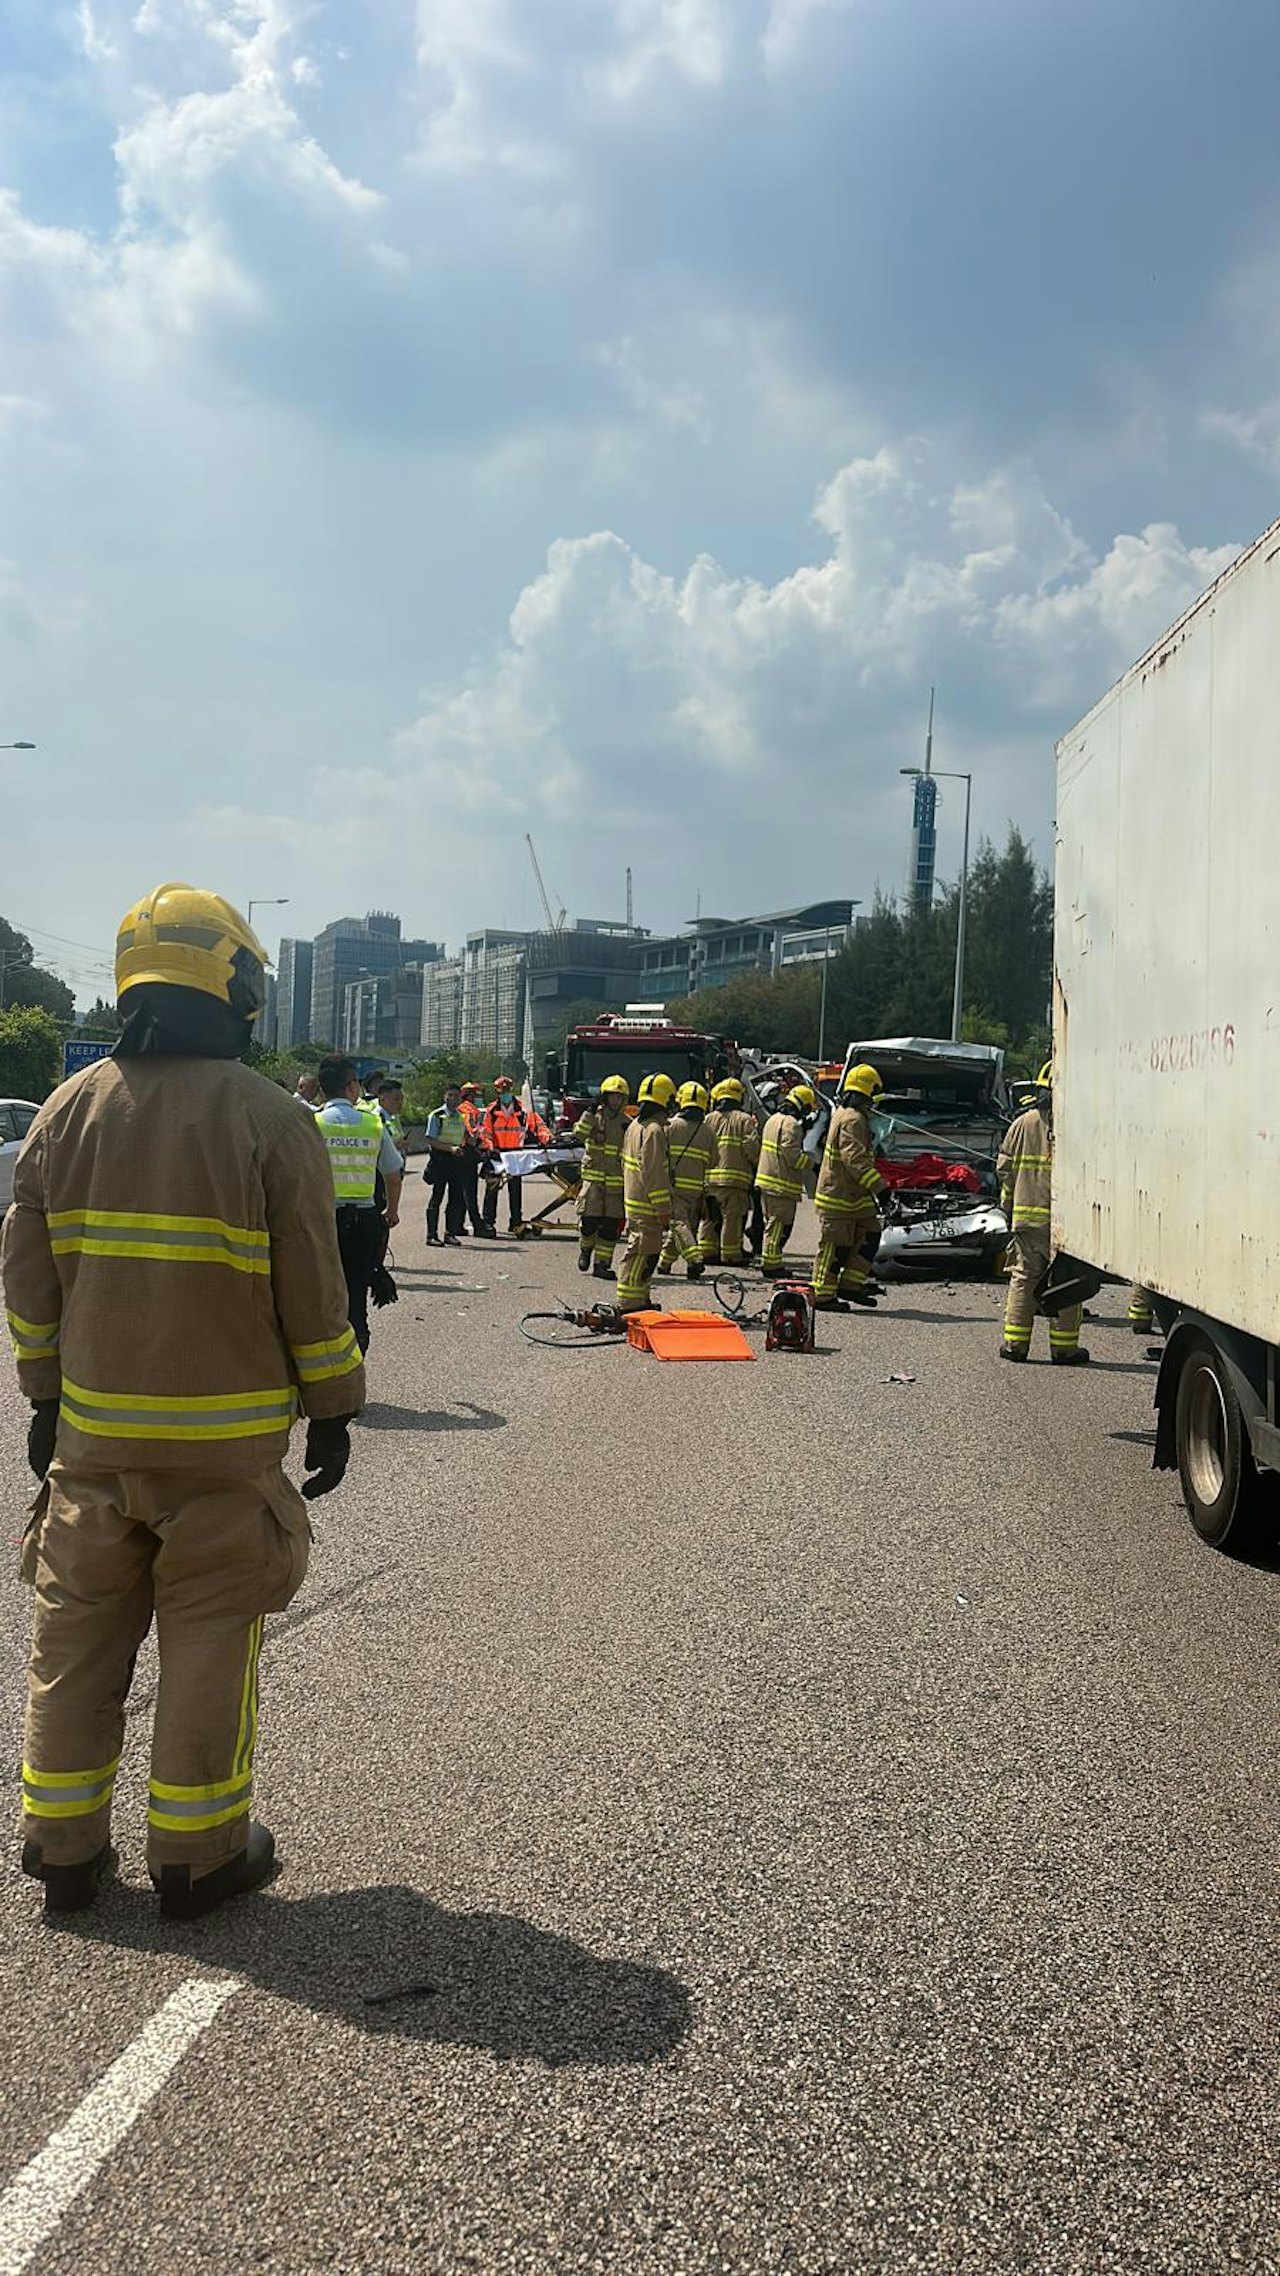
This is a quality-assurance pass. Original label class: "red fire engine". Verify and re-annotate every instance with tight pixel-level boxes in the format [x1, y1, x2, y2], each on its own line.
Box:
[548, 1006, 741, 1134]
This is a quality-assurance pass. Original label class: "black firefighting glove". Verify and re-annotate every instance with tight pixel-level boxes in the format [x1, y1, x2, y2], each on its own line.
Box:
[301, 1415, 354, 1501]
[370, 1263, 399, 1310]
[27, 1400, 59, 1481]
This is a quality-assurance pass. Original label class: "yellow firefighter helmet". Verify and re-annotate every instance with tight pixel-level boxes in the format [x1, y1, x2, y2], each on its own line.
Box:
[600, 1075, 631, 1100]
[677, 1081, 709, 1109]
[841, 1062, 883, 1100]
[115, 884, 269, 1019]
[786, 1084, 818, 1113]
[637, 1072, 677, 1107]
[710, 1077, 745, 1104]
[1036, 1061, 1053, 1089]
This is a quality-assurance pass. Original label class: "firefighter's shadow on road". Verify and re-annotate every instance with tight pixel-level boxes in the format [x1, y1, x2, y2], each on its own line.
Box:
[69, 1883, 692, 2069]
[358, 1401, 506, 1432]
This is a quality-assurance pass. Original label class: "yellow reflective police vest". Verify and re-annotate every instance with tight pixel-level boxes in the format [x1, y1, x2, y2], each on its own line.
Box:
[319, 1104, 383, 1204]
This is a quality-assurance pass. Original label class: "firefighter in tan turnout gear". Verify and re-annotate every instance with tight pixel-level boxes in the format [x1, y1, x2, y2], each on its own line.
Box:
[574, 1075, 630, 1278]
[616, 1074, 678, 1313]
[756, 1085, 818, 1279]
[699, 1079, 760, 1267]
[813, 1064, 888, 1311]
[997, 1062, 1088, 1365]
[656, 1082, 713, 1281]
[1, 885, 366, 1919]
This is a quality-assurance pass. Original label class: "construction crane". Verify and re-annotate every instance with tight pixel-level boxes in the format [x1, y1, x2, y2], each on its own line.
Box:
[525, 833, 566, 933]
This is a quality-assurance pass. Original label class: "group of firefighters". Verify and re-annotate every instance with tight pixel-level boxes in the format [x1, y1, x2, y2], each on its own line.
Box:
[572, 1064, 889, 1316]
[573, 1055, 1114, 1366]
[0, 880, 1119, 1928]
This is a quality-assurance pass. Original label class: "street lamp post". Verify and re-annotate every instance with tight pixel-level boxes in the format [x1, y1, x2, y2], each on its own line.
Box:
[247, 897, 289, 936]
[817, 928, 831, 1062]
[816, 904, 861, 1063]
[901, 766, 973, 1043]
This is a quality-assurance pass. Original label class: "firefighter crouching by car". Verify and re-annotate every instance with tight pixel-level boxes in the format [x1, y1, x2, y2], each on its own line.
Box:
[997, 1062, 1088, 1366]
[699, 1079, 760, 1267]
[1, 884, 364, 1920]
[756, 1085, 818, 1279]
[813, 1063, 888, 1311]
[657, 1083, 713, 1281]
[574, 1076, 629, 1278]
[616, 1075, 678, 1313]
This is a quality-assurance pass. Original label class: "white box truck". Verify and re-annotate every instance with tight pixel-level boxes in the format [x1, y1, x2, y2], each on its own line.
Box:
[1053, 512, 1280, 1550]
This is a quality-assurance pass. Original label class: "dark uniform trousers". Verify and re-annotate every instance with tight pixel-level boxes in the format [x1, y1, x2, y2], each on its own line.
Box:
[336, 1205, 384, 1354]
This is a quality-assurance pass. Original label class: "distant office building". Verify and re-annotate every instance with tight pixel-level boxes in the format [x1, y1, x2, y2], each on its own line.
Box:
[275, 939, 314, 1050]
[455, 922, 648, 1061]
[461, 930, 530, 1060]
[259, 972, 278, 1052]
[340, 965, 428, 1056]
[637, 901, 858, 998]
[309, 913, 440, 1047]
[421, 956, 464, 1052]
[526, 921, 648, 1040]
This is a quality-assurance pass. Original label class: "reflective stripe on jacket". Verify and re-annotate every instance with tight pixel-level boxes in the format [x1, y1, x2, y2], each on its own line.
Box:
[756, 1111, 807, 1203]
[997, 1105, 1052, 1231]
[318, 1103, 383, 1203]
[459, 1100, 489, 1148]
[707, 1109, 760, 1192]
[573, 1103, 627, 1192]
[665, 1112, 716, 1199]
[0, 1054, 365, 1474]
[815, 1102, 881, 1219]
[622, 1117, 672, 1229]
[484, 1100, 551, 1151]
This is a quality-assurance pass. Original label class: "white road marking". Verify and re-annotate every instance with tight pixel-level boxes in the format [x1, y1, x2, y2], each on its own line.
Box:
[0, 1974, 241, 2276]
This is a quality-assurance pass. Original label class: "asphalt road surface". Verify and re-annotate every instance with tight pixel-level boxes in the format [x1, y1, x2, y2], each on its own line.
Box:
[2, 1184, 1278, 2275]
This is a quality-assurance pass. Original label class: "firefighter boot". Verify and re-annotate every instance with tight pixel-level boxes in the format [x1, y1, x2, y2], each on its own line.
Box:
[577, 1247, 592, 1272]
[154, 1821, 276, 1921]
[22, 1839, 114, 1916]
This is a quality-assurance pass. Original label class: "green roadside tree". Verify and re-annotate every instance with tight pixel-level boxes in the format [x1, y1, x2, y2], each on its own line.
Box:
[0, 1005, 63, 1101]
[665, 964, 822, 1056]
[0, 919, 75, 1024]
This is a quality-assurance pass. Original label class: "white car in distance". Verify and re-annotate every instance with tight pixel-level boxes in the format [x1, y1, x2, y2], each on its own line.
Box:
[0, 1099, 39, 1213]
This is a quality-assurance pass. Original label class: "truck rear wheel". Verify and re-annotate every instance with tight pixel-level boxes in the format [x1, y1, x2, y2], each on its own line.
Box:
[1173, 1341, 1264, 1551]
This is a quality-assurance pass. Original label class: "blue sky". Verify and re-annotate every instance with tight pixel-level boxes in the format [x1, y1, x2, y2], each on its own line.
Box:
[2, 0, 1278, 999]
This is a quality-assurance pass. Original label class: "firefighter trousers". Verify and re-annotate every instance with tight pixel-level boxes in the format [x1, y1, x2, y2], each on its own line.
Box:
[20, 1463, 309, 1874]
[1003, 1232, 1082, 1357]
[578, 1181, 624, 1267]
[813, 1209, 876, 1304]
[1128, 1285, 1154, 1331]
[616, 1226, 665, 1311]
[761, 1201, 799, 1277]
[709, 1186, 750, 1265]
[658, 1194, 703, 1272]
[696, 1193, 722, 1263]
